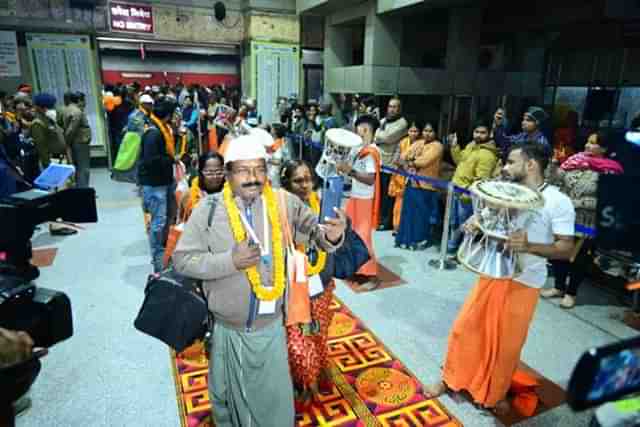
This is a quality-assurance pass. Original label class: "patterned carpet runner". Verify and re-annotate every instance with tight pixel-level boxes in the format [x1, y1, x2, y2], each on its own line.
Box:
[171, 297, 462, 427]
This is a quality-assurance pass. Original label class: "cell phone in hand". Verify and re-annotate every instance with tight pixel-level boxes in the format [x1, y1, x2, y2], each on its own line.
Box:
[320, 176, 344, 223]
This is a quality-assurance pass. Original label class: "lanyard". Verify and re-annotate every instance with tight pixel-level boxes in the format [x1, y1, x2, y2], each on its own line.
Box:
[238, 196, 270, 257]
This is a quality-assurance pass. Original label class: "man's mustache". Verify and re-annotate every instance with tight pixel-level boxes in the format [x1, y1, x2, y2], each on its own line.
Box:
[242, 182, 262, 189]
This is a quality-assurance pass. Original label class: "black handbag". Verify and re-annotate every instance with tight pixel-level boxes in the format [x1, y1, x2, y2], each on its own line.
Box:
[134, 269, 212, 353]
[134, 199, 217, 353]
[333, 220, 370, 279]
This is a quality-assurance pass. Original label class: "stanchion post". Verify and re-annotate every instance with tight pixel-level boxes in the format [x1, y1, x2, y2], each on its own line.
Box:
[428, 181, 457, 271]
[298, 135, 303, 161]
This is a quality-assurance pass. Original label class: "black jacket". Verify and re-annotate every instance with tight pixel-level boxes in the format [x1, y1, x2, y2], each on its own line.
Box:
[137, 126, 174, 187]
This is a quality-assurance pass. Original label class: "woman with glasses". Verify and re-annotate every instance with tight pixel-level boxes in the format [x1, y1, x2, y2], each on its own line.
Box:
[182, 152, 225, 220]
[280, 159, 336, 410]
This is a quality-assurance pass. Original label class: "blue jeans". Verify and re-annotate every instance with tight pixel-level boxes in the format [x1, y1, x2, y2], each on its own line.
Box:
[447, 196, 474, 253]
[142, 185, 168, 272]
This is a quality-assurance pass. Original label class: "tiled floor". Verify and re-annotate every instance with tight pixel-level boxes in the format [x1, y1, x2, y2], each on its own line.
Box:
[16, 168, 638, 427]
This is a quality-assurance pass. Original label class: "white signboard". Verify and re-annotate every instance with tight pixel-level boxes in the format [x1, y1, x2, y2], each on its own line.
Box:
[26, 33, 105, 148]
[251, 42, 300, 124]
[0, 31, 21, 77]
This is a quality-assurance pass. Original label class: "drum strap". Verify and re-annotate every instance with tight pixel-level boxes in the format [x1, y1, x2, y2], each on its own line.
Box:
[538, 182, 548, 192]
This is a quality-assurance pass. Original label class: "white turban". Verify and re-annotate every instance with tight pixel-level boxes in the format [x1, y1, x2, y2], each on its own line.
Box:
[224, 132, 270, 165]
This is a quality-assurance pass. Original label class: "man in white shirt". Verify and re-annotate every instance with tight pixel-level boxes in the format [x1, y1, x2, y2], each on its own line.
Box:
[337, 115, 382, 288]
[426, 142, 575, 414]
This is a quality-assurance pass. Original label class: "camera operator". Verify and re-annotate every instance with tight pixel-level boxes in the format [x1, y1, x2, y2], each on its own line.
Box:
[0, 327, 35, 426]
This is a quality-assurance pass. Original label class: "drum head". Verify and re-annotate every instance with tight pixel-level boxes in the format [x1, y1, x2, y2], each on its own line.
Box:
[470, 180, 544, 210]
[326, 128, 363, 148]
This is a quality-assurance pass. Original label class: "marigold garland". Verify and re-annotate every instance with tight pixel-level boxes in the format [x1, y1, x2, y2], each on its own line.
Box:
[223, 182, 285, 301]
[305, 192, 327, 276]
[189, 177, 204, 210]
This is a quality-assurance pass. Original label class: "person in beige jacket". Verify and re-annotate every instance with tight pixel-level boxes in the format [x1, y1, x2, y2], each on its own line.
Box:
[374, 97, 408, 230]
[62, 92, 92, 188]
[173, 133, 346, 427]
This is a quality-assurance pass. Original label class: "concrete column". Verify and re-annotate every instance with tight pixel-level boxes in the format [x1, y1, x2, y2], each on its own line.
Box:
[364, 9, 402, 66]
[446, 7, 483, 71]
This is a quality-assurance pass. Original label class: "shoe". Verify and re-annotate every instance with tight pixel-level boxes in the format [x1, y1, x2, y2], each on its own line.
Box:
[416, 241, 432, 251]
[50, 227, 78, 236]
[540, 288, 564, 299]
[13, 396, 31, 417]
[560, 294, 576, 309]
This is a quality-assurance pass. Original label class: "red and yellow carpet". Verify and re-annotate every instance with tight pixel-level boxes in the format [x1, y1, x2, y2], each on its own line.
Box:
[171, 297, 462, 427]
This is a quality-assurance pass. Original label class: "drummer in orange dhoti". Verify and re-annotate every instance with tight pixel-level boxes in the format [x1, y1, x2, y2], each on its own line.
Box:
[426, 142, 576, 414]
[337, 115, 381, 290]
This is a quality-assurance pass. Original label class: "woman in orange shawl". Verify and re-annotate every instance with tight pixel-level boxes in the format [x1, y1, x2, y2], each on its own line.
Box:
[180, 152, 225, 221]
[388, 122, 420, 233]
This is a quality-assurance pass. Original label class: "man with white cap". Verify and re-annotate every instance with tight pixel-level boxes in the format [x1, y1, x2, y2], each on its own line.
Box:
[126, 94, 154, 136]
[173, 133, 347, 427]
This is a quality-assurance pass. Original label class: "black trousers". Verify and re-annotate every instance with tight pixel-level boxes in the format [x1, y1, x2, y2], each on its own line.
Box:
[378, 172, 395, 229]
[0, 401, 14, 427]
[551, 239, 594, 297]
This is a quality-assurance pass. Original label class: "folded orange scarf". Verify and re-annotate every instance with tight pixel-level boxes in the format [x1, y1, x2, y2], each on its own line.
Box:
[357, 145, 381, 228]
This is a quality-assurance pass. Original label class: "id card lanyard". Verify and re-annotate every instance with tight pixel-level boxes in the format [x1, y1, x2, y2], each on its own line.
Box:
[239, 197, 276, 316]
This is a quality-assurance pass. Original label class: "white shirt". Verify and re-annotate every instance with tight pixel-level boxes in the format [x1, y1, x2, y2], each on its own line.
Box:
[350, 146, 378, 200]
[513, 185, 575, 289]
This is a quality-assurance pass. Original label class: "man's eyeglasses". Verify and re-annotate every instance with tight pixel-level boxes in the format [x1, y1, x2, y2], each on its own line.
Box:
[232, 167, 267, 178]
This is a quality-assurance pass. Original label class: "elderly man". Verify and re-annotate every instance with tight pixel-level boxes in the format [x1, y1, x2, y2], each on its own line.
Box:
[374, 96, 408, 231]
[173, 134, 347, 427]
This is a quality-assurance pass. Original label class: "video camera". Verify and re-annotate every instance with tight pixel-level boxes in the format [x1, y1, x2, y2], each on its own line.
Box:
[0, 187, 97, 409]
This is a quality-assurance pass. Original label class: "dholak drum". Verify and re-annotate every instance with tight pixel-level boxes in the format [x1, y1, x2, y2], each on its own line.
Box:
[457, 180, 545, 278]
[315, 128, 362, 179]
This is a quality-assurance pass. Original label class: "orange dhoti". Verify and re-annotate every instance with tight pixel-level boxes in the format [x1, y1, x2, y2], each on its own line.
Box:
[442, 277, 539, 407]
[345, 197, 378, 277]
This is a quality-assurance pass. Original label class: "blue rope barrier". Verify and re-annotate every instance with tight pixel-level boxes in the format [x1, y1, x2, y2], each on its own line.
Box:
[291, 133, 596, 236]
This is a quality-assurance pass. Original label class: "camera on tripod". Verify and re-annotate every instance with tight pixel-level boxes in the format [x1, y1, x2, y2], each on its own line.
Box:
[0, 186, 97, 408]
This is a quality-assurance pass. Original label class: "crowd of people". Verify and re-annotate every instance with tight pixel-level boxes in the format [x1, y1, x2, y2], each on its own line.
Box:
[0, 85, 93, 236]
[1, 79, 637, 426]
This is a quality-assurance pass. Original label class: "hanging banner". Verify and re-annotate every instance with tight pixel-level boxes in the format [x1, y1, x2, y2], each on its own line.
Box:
[26, 33, 105, 149]
[109, 2, 154, 34]
[0, 31, 21, 77]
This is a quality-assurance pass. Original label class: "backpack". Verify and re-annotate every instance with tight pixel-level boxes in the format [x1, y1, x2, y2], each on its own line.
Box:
[33, 117, 66, 156]
[111, 131, 142, 183]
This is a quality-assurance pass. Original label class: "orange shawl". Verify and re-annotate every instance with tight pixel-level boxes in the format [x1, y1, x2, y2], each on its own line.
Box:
[267, 137, 285, 154]
[149, 113, 175, 159]
[357, 145, 381, 228]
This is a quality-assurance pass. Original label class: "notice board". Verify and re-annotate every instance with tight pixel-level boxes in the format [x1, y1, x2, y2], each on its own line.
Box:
[251, 41, 300, 124]
[26, 33, 105, 149]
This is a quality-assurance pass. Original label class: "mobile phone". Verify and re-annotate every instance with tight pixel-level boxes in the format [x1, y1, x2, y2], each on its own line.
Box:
[567, 335, 640, 411]
[320, 176, 344, 223]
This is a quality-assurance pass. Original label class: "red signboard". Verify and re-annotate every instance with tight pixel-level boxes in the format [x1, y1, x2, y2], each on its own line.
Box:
[109, 2, 154, 34]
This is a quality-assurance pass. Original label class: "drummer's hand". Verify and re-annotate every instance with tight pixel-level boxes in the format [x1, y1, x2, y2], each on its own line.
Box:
[336, 162, 352, 176]
[463, 215, 480, 234]
[506, 230, 529, 253]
